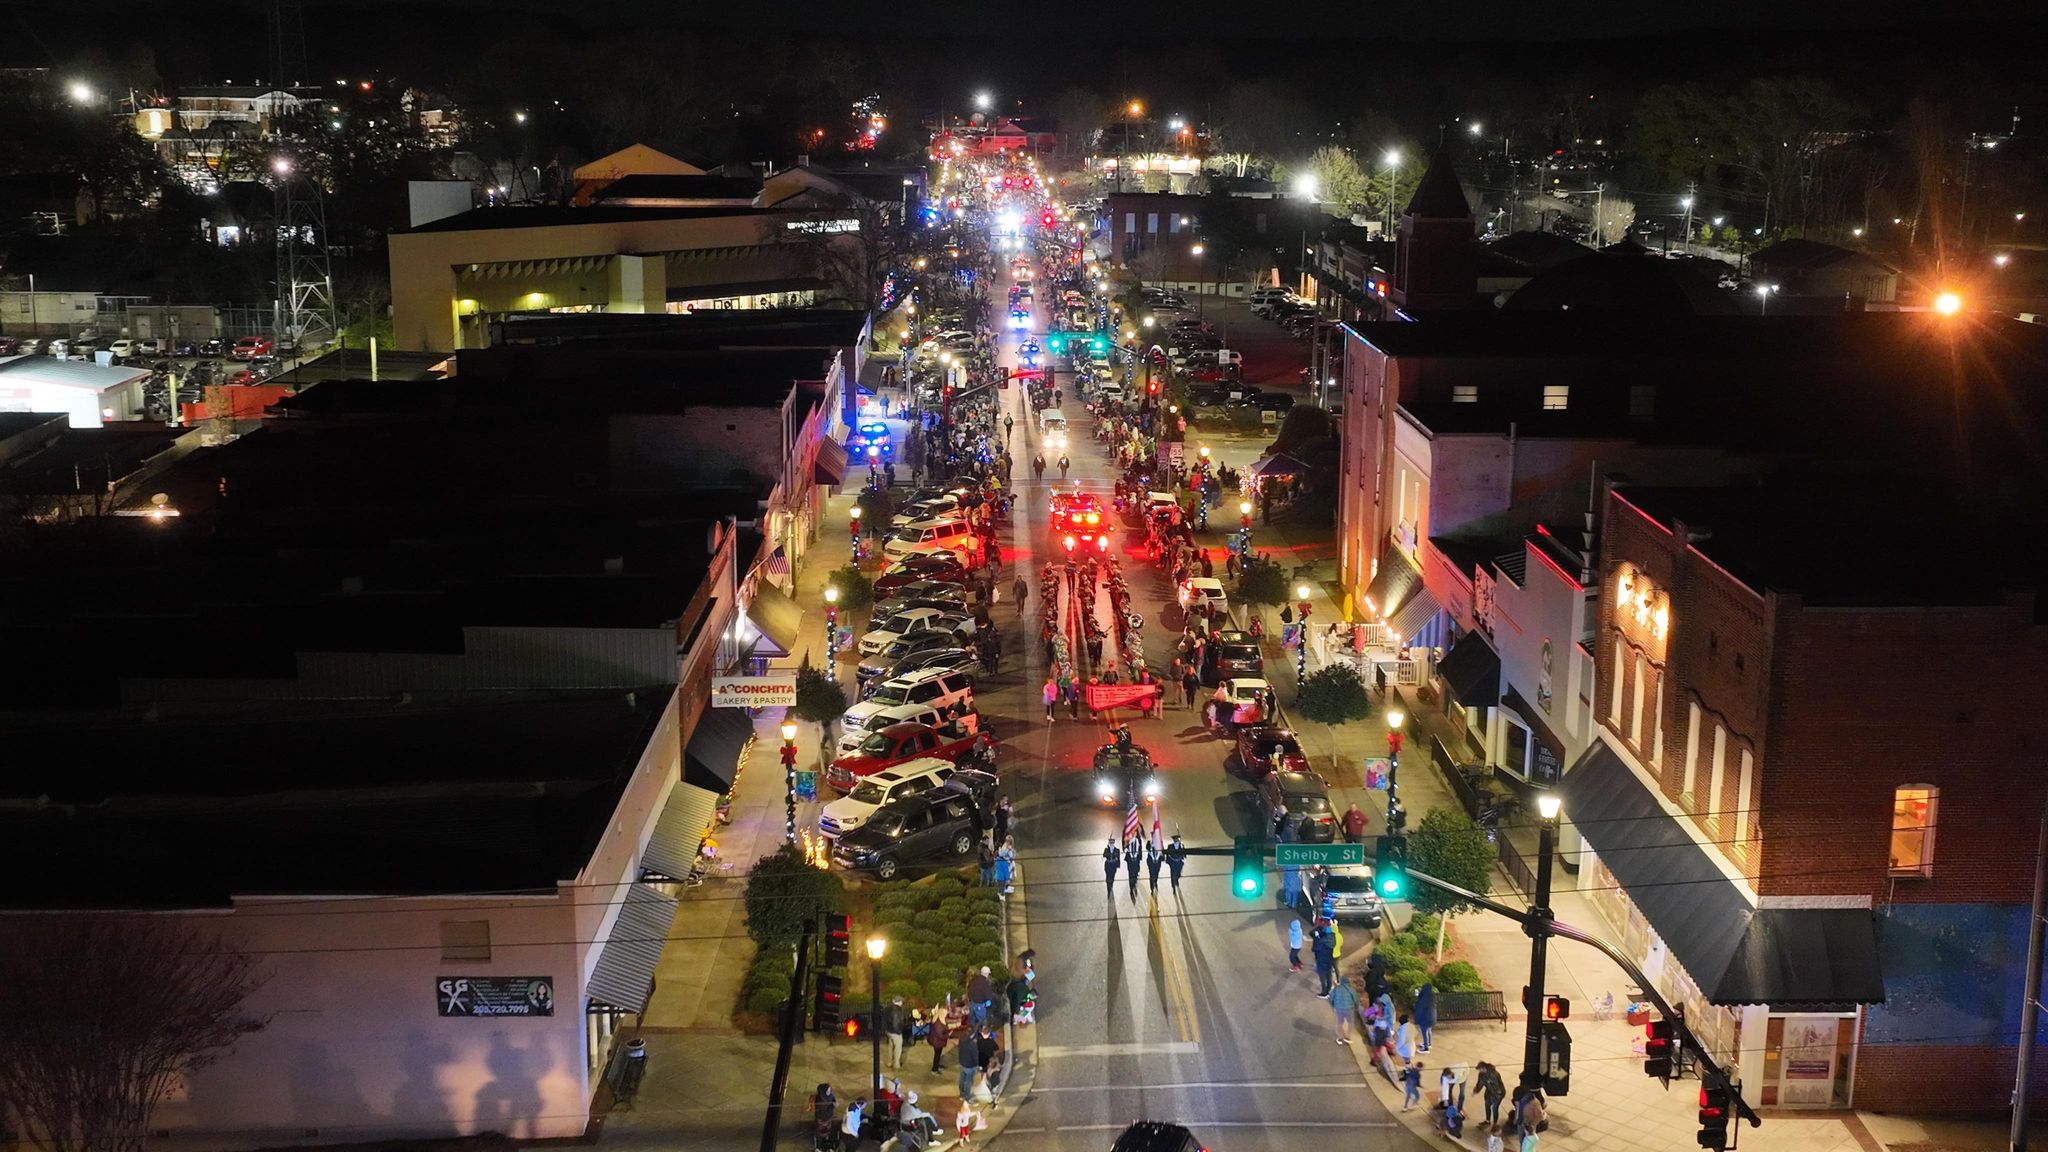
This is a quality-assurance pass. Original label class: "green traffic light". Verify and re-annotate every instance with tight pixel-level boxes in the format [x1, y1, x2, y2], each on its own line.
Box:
[1237, 877, 1256, 894]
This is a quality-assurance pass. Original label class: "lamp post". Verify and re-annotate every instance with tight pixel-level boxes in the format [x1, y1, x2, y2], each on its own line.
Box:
[1238, 499, 1253, 560]
[824, 586, 841, 680]
[1381, 149, 1403, 239]
[1520, 792, 1564, 1096]
[1191, 242, 1207, 317]
[1294, 583, 1313, 684]
[1385, 709, 1406, 833]
[849, 505, 864, 564]
[865, 936, 888, 1100]
[1755, 283, 1778, 316]
[780, 719, 800, 843]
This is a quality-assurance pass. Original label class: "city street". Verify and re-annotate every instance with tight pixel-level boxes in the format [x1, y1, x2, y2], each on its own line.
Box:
[965, 253, 1430, 1151]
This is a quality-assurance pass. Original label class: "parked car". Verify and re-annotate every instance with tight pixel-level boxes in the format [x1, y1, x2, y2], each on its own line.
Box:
[45, 339, 69, 359]
[883, 516, 980, 562]
[246, 355, 281, 379]
[107, 338, 135, 360]
[230, 336, 272, 361]
[14, 337, 39, 355]
[819, 757, 959, 839]
[1204, 629, 1264, 686]
[873, 554, 971, 595]
[872, 645, 979, 687]
[870, 578, 969, 613]
[869, 594, 970, 624]
[1206, 677, 1274, 732]
[827, 719, 991, 792]
[858, 630, 974, 683]
[172, 339, 198, 357]
[1231, 725, 1310, 778]
[198, 338, 225, 357]
[858, 607, 974, 656]
[1255, 770, 1337, 842]
[831, 788, 983, 878]
[1298, 864, 1386, 927]
[1178, 576, 1230, 617]
[838, 671, 975, 751]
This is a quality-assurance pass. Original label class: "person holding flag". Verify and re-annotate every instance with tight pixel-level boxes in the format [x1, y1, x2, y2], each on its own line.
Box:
[1122, 824, 1144, 901]
[1145, 801, 1165, 893]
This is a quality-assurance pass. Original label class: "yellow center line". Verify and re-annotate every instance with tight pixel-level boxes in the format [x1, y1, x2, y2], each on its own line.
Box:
[1149, 899, 1202, 1045]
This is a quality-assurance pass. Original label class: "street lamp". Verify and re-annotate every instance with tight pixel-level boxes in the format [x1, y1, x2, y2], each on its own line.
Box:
[824, 586, 841, 680]
[1293, 584, 1313, 683]
[1520, 793, 1564, 1096]
[1293, 173, 1320, 201]
[849, 505, 864, 563]
[67, 81, 94, 104]
[1755, 283, 1778, 316]
[974, 91, 992, 112]
[865, 937, 888, 1099]
[1380, 149, 1404, 238]
[1467, 121, 1483, 137]
[1384, 708, 1407, 834]
[1238, 499, 1254, 560]
[780, 719, 801, 843]
[1933, 291, 1964, 316]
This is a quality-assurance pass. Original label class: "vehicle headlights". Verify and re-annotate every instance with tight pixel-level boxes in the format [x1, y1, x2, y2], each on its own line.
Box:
[1143, 779, 1160, 800]
[1097, 780, 1116, 802]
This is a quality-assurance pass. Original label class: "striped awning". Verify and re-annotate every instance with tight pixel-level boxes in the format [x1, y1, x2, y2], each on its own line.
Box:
[586, 884, 677, 1013]
[640, 781, 722, 880]
[1386, 588, 1443, 646]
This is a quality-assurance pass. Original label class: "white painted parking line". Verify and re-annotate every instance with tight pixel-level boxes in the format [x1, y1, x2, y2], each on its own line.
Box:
[1035, 1041, 1202, 1058]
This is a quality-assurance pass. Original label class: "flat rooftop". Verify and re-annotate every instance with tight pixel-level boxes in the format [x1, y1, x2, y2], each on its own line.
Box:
[0, 689, 672, 907]
[407, 203, 771, 234]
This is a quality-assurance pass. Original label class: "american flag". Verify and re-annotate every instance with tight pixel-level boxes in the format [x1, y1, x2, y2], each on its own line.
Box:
[1123, 803, 1141, 842]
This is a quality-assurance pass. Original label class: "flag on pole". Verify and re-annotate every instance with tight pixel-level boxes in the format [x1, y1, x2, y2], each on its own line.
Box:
[1123, 803, 1141, 842]
[1150, 799, 1164, 851]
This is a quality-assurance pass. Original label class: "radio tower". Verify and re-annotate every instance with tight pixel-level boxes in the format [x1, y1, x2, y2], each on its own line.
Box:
[269, 0, 334, 351]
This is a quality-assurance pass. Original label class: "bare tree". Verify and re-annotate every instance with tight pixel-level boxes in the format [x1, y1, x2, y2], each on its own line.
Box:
[782, 193, 910, 313]
[0, 916, 268, 1152]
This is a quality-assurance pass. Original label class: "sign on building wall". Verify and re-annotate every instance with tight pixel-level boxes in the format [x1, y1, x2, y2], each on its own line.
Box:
[437, 976, 556, 1017]
[711, 675, 798, 708]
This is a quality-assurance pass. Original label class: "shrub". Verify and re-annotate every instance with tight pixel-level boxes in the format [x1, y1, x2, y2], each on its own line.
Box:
[1433, 961, 1485, 994]
[745, 985, 788, 1014]
[924, 978, 960, 1008]
[924, 875, 967, 901]
[938, 897, 971, 920]
[828, 563, 874, 611]
[883, 978, 926, 1004]
[743, 845, 845, 950]
[1386, 956, 1433, 1001]
[1236, 558, 1288, 606]
[967, 944, 1007, 974]
[1406, 912, 1443, 943]
[913, 961, 956, 987]
[1377, 932, 1420, 959]
[911, 910, 946, 934]
[1295, 665, 1372, 724]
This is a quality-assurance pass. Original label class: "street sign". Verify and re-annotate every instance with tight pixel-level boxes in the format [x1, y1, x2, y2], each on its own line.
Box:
[1274, 842, 1364, 867]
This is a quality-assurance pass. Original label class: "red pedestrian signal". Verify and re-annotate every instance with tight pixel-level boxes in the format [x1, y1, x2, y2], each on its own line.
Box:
[1544, 996, 1570, 1021]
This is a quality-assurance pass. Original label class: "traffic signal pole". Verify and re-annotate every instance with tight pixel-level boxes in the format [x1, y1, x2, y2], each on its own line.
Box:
[1519, 815, 1557, 1097]
[759, 917, 817, 1152]
[1405, 864, 1763, 1132]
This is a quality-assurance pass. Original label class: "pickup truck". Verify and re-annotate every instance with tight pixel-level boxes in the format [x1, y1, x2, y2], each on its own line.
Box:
[825, 719, 994, 793]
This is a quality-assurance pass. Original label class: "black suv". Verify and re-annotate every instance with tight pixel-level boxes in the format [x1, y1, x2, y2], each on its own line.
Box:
[1204, 628, 1263, 686]
[1255, 770, 1338, 842]
[831, 789, 982, 879]
[858, 629, 971, 682]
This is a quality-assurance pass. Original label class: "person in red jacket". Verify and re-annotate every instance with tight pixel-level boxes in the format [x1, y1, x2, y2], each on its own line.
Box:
[1341, 803, 1369, 843]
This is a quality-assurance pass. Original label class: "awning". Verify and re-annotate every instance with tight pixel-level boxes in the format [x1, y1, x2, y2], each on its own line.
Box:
[1437, 632, 1501, 708]
[1386, 587, 1443, 645]
[813, 437, 849, 485]
[1362, 540, 1424, 622]
[1248, 453, 1310, 479]
[1563, 741, 1884, 1006]
[640, 780, 722, 880]
[586, 884, 677, 1013]
[745, 585, 804, 658]
[683, 705, 756, 793]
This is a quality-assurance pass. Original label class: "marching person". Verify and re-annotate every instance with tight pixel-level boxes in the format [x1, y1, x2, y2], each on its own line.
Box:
[1164, 835, 1187, 891]
[1103, 839, 1122, 900]
[1123, 835, 1143, 899]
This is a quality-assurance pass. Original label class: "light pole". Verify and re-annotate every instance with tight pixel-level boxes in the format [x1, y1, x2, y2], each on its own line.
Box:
[1294, 583, 1313, 684]
[1381, 149, 1403, 238]
[1680, 194, 1695, 253]
[1755, 283, 1778, 316]
[865, 936, 888, 1100]
[1191, 242, 1207, 316]
[780, 719, 800, 843]
[1520, 792, 1564, 1095]
[1238, 499, 1253, 560]
[1385, 709, 1406, 833]
[849, 505, 864, 564]
[824, 586, 841, 680]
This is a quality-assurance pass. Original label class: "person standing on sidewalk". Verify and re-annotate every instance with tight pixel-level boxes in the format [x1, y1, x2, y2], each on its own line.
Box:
[926, 1013, 951, 1074]
[1395, 1013, 1419, 1065]
[1475, 1061, 1506, 1128]
[995, 838, 1015, 896]
[1341, 803, 1368, 844]
[978, 839, 996, 887]
[1414, 982, 1438, 1052]
[993, 796, 1012, 849]
[1287, 918, 1303, 972]
[880, 997, 906, 1070]
[955, 1029, 979, 1100]
[1330, 974, 1359, 1044]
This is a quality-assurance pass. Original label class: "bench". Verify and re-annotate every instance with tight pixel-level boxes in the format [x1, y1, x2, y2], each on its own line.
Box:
[1434, 990, 1509, 1030]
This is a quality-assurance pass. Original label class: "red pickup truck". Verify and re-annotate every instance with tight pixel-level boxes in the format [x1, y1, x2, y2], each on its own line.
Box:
[827, 719, 994, 793]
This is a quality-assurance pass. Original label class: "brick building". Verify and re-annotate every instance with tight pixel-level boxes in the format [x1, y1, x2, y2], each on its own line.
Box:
[1565, 480, 2048, 1113]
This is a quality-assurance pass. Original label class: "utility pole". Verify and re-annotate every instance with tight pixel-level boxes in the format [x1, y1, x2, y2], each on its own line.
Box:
[759, 918, 818, 1152]
[2011, 799, 2048, 1151]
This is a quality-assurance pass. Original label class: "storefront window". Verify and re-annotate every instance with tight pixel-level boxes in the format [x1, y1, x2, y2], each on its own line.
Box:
[1891, 785, 1938, 875]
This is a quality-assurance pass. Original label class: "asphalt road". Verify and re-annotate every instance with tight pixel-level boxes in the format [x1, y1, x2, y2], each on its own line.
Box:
[974, 248, 1427, 1152]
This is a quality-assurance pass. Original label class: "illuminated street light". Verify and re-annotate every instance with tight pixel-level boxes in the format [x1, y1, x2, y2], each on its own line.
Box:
[271, 157, 293, 176]
[514, 111, 527, 124]
[1293, 173, 1319, 200]
[1536, 792, 1563, 821]
[1382, 148, 1402, 167]
[974, 91, 992, 111]
[1128, 100, 1145, 117]
[67, 81, 94, 104]
[1468, 121, 1483, 136]
[1933, 291, 1963, 315]
[1191, 243, 1205, 256]
[1994, 253, 2011, 267]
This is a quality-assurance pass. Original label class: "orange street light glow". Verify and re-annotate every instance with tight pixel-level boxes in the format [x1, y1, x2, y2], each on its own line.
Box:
[1933, 291, 1963, 315]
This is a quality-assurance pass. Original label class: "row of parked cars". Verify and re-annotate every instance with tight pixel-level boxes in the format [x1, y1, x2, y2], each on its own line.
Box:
[0, 335, 288, 364]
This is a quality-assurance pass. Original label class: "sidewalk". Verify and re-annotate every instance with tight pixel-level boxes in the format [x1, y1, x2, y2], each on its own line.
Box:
[607, 475, 1040, 1151]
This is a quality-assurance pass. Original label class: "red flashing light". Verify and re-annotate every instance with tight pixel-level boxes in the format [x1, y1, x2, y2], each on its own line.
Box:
[1096, 536, 1110, 552]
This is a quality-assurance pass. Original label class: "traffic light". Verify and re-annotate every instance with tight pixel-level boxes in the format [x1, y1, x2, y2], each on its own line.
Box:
[1545, 996, 1570, 1021]
[823, 913, 850, 968]
[1697, 1078, 1733, 1149]
[1231, 835, 1264, 899]
[1644, 1016, 1678, 1082]
[813, 973, 843, 1029]
[1147, 379, 1160, 396]
[1047, 331, 1066, 353]
[1373, 835, 1409, 900]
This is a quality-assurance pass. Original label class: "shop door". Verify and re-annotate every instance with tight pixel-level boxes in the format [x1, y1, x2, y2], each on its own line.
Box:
[1773, 1015, 1843, 1106]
